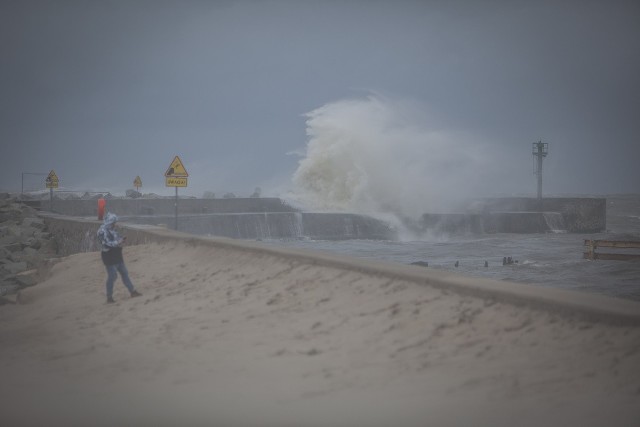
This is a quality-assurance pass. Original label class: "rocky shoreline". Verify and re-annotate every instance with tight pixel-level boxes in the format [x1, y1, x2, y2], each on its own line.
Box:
[0, 194, 57, 304]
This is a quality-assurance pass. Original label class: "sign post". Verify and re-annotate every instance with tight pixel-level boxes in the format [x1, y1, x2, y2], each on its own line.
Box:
[45, 170, 59, 211]
[133, 175, 142, 193]
[164, 156, 188, 230]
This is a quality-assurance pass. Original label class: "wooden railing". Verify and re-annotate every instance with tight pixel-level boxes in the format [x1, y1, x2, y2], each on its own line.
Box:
[584, 240, 640, 261]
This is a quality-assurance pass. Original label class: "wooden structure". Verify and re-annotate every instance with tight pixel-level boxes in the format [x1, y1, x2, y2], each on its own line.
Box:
[584, 240, 640, 261]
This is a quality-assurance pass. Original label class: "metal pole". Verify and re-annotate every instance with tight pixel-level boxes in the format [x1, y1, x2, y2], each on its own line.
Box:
[537, 142, 543, 201]
[175, 186, 178, 230]
[49, 188, 53, 211]
[20, 172, 48, 199]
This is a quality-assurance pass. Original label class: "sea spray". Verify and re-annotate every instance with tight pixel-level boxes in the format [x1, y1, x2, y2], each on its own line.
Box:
[291, 95, 493, 222]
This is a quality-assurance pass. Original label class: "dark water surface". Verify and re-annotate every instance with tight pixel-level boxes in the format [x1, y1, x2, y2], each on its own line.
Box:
[265, 194, 640, 301]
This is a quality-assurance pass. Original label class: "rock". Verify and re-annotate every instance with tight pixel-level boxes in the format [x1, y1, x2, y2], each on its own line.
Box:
[3, 242, 23, 253]
[21, 217, 46, 230]
[19, 204, 37, 216]
[24, 238, 42, 250]
[13, 269, 38, 287]
[0, 285, 22, 303]
[7, 251, 23, 263]
[23, 246, 39, 257]
[20, 226, 38, 239]
[0, 282, 20, 296]
[35, 231, 51, 240]
[5, 224, 22, 238]
[4, 261, 27, 275]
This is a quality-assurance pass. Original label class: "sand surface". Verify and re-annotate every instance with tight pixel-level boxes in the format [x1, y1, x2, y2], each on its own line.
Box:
[1, 241, 640, 426]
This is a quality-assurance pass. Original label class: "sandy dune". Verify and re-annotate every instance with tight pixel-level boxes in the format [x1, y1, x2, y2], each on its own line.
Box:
[1, 241, 639, 426]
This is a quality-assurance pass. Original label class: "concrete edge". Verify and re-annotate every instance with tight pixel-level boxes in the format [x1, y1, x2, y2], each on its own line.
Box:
[41, 213, 640, 326]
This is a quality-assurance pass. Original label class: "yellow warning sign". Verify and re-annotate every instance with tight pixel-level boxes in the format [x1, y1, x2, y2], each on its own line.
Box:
[165, 156, 189, 177]
[45, 170, 59, 189]
[133, 176, 142, 188]
[166, 177, 188, 187]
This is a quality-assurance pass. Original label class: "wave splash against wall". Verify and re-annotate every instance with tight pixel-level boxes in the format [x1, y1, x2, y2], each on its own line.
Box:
[291, 95, 495, 220]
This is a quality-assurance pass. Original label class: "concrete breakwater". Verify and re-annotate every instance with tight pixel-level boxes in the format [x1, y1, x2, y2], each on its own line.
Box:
[35, 197, 396, 240]
[122, 212, 396, 240]
[421, 197, 606, 234]
[422, 211, 567, 234]
[33, 196, 605, 237]
[477, 197, 606, 233]
[39, 197, 297, 217]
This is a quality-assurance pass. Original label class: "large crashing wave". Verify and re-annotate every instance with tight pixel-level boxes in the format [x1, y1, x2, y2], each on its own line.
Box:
[292, 95, 491, 219]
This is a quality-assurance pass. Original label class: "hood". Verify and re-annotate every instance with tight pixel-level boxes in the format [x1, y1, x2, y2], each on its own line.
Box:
[103, 212, 118, 226]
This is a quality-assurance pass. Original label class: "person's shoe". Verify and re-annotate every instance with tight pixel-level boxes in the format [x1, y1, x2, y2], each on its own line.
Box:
[130, 290, 142, 298]
[107, 297, 115, 303]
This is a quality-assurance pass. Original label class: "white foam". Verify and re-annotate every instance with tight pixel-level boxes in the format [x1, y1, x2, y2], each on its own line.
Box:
[291, 95, 496, 220]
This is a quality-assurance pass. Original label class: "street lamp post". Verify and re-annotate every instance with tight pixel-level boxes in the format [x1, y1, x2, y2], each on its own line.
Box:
[532, 141, 549, 209]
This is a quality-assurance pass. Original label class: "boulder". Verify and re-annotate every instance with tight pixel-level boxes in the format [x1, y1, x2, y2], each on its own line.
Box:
[0, 282, 20, 296]
[21, 217, 46, 230]
[25, 237, 42, 250]
[13, 269, 38, 287]
[4, 261, 27, 275]
[3, 242, 23, 253]
[35, 231, 51, 240]
[7, 251, 23, 263]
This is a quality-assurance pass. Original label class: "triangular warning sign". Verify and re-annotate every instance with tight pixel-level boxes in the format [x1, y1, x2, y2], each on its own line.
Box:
[133, 176, 142, 187]
[165, 156, 189, 177]
[45, 170, 59, 188]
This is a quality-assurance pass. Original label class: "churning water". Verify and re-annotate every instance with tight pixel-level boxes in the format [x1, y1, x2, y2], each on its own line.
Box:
[290, 95, 519, 219]
[266, 194, 640, 301]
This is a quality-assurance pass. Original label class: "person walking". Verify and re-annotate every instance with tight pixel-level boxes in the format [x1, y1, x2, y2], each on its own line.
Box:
[97, 212, 142, 303]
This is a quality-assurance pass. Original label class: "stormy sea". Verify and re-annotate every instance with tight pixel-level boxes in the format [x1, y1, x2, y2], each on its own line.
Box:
[266, 194, 640, 302]
[268, 98, 640, 301]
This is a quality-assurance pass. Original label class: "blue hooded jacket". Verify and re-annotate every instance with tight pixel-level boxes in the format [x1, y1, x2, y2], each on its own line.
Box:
[97, 212, 123, 252]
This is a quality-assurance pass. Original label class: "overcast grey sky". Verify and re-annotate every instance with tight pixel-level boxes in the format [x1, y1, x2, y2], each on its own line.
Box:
[1, 0, 639, 199]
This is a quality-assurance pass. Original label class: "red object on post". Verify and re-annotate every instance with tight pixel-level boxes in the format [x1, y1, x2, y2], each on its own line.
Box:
[97, 198, 106, 220]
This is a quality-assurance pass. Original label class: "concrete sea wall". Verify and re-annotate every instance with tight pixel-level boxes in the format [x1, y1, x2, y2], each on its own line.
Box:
[122, 212, 396, 240]
[476, 197, 606, 233]
[42, 197, 297, 217]
[421, 198, 606, 234]
[40, 213, 640, 325]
